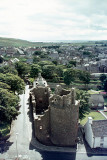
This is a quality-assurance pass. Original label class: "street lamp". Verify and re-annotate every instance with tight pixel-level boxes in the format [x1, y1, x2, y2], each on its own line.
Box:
[16, 133, 19, 160]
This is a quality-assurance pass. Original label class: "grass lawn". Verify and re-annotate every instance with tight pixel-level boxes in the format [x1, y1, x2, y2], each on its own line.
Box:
[88, 90, 100, 94]
[0, 122, 10, 137]
[80, 111, 106, 126]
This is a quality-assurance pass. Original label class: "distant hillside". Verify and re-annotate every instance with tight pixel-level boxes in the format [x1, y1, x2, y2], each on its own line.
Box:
[0, 37, 46, 47]
[0, 37, 106, 47]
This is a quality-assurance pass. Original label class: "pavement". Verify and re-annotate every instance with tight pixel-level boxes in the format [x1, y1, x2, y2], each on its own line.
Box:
[30, 127, 107, 155]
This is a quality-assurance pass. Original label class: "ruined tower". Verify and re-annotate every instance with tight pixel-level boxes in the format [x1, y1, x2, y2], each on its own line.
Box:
[49, 85, 80, 146]
[30, 75, 80, 146]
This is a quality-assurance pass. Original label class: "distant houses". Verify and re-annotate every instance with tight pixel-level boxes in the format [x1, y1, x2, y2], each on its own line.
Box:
[89, 94, 104, 109]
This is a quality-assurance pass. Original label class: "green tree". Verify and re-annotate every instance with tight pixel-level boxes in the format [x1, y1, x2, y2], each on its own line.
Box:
[100, 74, 106, 84]
[0, 56, 4, 63]
[69, 60, 76, 67]
[0, 89, 19, 123]
[33, 56, 40, 63]
[30, 64, 41, 78]
[38, 61, 53, 68]
[0, 73, 6, 82]
[76, 90, 90, 120]
[83, 51, 91, 56]
[15, 62, 30, 78]
[52, 60, 58, 65]
[0, 82, 10, 90]
[5, 73, 25, 94]
[79, 71, 90, 89]
[42, 65, 57, 79]
[103, 79, 107, 92]
[0, 65, 18, 75]
[34, 50, 43, 55]
[63, 68, 75, 86]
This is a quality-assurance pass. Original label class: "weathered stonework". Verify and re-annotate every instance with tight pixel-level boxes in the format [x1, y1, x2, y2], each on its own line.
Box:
[30, 76, 80, 146]
[31, 86, 50, 114]
[49, 86, 79, 146]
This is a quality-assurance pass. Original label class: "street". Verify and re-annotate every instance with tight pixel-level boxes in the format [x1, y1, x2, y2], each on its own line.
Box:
[0, 85, 107, 160]
[0, 85, 42, 160]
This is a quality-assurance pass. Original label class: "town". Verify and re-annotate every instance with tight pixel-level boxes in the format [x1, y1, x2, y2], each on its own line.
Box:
[0, 38, 107, 160]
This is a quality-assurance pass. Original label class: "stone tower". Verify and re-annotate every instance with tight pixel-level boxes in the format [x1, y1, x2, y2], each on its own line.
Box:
[30, 76, 80, 146]
[49, 85, 80, 146]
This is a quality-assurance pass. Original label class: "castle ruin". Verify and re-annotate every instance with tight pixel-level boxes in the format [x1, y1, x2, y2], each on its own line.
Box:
[30, 74, 80, 146]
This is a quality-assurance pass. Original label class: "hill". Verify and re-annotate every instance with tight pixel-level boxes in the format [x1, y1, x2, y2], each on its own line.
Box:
[0, 37, 107, 47]
[0, 37, 47, 47]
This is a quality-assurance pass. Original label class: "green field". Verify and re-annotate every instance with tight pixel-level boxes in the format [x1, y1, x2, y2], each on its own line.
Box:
[0, 37, 60, 47]
[80, 111, 106, 126]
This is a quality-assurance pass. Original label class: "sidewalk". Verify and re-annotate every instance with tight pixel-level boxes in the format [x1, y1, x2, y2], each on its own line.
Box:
[30, 133, 107, 155]
[31, 136, 77, 153]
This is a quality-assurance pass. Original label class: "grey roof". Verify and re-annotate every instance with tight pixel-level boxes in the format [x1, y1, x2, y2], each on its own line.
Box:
[92, 120, 107, 137]
[89, 94, 104, 105]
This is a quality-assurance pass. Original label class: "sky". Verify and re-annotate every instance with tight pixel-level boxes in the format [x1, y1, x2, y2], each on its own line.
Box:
[0, 0, 107, 42]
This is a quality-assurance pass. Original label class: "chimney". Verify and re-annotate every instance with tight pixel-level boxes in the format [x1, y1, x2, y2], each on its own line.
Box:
[88, 117, 93, 125]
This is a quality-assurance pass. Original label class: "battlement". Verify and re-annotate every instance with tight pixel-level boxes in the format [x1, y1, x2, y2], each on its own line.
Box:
[49, 85, 78, 109]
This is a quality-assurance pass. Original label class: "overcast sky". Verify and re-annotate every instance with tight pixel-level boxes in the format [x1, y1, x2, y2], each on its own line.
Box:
[0, 0, 107, 42]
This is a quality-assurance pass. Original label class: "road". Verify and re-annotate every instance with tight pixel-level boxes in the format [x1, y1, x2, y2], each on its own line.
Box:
[0, 85, 107, 160]
[0, 85, 42, 160]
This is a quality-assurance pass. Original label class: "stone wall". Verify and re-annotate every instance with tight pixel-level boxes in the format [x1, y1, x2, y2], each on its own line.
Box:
[49, 88, 79, 146]
[34, 109, 51, 145]
[32, 86, 50, 114]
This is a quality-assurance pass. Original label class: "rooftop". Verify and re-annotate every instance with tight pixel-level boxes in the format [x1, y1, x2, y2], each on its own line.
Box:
[92, 120, 107, 137]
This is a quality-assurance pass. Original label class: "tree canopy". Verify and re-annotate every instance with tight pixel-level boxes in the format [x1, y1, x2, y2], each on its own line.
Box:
[0, 56, 4, 63]
[76, 90, 90, 120]
[100, 74, 106, 83]
[15, 61, 30, 78]
[33, 56, 40, 63]
[103, 79, 107, 92]
[0, 73, 25, 94]
[68, 60, 76, 67]
[0, 82, 10, 90]
[79, 71, 90, 84]
[42, 65, 56, 79]
[34, 50, 43, 55]
[63, 68, 75, 85]
[38, 61, 54, 68]
[30, 64, 41, 78]
[0, 89, 19, 123]
[0, 65, 18, 75]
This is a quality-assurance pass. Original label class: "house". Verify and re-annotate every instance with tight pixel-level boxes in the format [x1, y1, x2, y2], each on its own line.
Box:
[10, 58, 19, 64]
[98, 59, 107, 73]
[84, 117, 107, 148]
[48, 52, 59, 60]
[6, 47, 17, 57]
[26, 58, 33, 64]
[0, 48, 6, 56]
[89, 94, 104, 109]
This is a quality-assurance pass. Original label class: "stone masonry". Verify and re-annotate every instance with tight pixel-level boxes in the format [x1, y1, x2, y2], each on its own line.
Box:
[30, 76, 80, 147]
